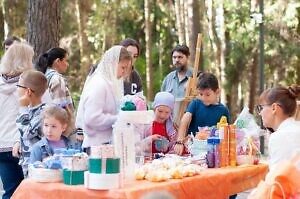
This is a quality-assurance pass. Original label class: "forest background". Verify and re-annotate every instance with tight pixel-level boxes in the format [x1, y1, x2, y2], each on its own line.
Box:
[0, 0, 299, 121]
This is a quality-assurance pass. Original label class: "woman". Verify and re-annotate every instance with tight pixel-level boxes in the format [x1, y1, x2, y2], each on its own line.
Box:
[258, 84, 300, 168]
[0, 42, 34, 199]
[35, 47, 75, 137]
[76, 46, 131, 150]
[120, 38, 143, 96]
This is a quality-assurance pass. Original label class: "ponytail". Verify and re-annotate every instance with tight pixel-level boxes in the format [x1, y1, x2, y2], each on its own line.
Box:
[34, 47, 67, 74]
[35, 53, 49, 74]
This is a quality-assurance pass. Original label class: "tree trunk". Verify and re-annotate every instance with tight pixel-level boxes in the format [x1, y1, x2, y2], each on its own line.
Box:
[26, 0, 60, 59]
[187, 0, 201, 68]
[144, 0, 153, 100]
[2, 0, 26, 38]
[174, 0, 185, 44]
[75, 0, 92, 77]
[207, 0, 218, 70]
[248, 50, 259, 114]
[183, 1, 189, 46]
[0, 2, 4, 42]
[217, 1, 227, 105]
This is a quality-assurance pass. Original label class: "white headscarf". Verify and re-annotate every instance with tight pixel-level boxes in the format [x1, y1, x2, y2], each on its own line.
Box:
[89, 45, 124, 103]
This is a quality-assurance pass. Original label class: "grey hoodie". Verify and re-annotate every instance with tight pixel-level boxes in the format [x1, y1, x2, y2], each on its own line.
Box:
[0, 74, 20, 151]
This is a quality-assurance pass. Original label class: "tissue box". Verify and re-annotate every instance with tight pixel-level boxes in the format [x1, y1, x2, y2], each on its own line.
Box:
[63, 169, 84, 185]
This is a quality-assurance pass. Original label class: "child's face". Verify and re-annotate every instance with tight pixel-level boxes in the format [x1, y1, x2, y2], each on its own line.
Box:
[154, 105, 172, 124]
[16, 78, 32, 106]
[117, 59, 131, 79]
[198, 88, 220, 106]
[43, 116, 67, 141]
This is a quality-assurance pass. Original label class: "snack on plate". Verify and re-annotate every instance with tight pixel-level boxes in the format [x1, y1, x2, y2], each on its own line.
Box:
[134, 155, 206, 181]
[182, 164, 203, 177]
[169, 166, 184, 179]
[135, 167, 146, 180]
[145, 170, 169, 182]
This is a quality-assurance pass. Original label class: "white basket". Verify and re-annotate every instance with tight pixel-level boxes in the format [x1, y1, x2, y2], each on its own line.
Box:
[29, 165, 62, 182]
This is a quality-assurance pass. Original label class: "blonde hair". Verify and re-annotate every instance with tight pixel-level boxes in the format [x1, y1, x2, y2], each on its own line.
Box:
[20, 70, 47, 97]
[0, 42, 34, 76]
[42, 105, 69, 136]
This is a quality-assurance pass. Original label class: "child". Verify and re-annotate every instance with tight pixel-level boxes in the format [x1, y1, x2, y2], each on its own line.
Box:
[30, 105, 74, 163]
[12, 70, 48, 175]
[174, 72, 230, 156]
[76, 46, 132, 150]
[147, 92, 177, 154]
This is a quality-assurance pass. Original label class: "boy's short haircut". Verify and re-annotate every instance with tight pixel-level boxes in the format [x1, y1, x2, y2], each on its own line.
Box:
[197, 72, 219, 91]
[20, 70, 47, 97]
[171, 44, 190, 57]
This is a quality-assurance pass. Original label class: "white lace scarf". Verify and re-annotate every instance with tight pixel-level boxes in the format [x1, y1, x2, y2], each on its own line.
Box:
[87, 46, 124, 106]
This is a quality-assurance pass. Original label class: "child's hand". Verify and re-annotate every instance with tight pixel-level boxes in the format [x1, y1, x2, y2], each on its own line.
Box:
[151, 134, 162, 141]
[12, 142, 21, 158]
[174, 143, 185, 156]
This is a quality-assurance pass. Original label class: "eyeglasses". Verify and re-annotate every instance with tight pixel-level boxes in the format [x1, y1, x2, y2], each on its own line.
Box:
[256, 104, 271, 113]
[16, 84, 34, 93]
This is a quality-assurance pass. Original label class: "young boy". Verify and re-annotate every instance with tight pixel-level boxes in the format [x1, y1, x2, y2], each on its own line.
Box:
[12, 70, 48, 175]
[174, 72, 230, 155]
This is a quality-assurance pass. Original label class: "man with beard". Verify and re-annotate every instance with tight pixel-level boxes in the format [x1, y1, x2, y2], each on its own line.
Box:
[161, 45, 193, 99]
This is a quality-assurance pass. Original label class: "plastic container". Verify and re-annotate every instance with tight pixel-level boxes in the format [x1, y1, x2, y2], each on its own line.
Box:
[207, 137, 221, 168]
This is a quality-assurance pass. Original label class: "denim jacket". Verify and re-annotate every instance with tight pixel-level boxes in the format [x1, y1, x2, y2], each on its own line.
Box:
[29, 136, 74, 163]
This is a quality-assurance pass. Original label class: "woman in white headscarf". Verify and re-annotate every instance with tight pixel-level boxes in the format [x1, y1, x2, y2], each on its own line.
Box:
[76, 46, 132, 149]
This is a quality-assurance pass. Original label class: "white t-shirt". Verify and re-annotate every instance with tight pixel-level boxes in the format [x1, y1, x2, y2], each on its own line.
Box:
[268, 117, 300, 168]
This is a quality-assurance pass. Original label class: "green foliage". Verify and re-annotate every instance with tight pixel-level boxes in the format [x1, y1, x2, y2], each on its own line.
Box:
[2, 0, 298, 110]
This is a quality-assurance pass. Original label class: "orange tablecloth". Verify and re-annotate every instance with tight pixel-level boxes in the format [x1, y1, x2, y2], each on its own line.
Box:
[12, 164, 268, 199]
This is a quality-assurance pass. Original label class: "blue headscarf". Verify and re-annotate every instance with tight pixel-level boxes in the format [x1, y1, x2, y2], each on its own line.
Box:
[152, 92, 175, 137]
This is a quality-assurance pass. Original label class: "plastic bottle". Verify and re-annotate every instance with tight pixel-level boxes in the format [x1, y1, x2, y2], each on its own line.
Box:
[207, 138, 215, 168]
[229, 124, 237, 166]
[220, 124, 229, 167]
[214, 138, 221, 168]
[207, 137, 221, 168]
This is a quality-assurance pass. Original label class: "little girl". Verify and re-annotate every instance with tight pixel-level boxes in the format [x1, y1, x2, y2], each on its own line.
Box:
[148, 92, 177, 154]
[30, 105, 74, 163]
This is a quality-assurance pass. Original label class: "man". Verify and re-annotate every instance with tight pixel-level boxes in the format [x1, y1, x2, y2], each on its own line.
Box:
[3, 36, 20, 51]
[161, 44, 193, 99]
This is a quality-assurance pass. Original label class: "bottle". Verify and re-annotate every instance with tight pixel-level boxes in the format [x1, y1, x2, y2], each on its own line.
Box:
[220, 124, 229, 167]
[207, 138, 215, 168]
[229, 125, 237, 166]
[214, 138, 221, 168]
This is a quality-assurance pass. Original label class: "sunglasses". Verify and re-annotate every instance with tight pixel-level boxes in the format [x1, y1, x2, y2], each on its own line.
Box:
[16, 84, 35, 93]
